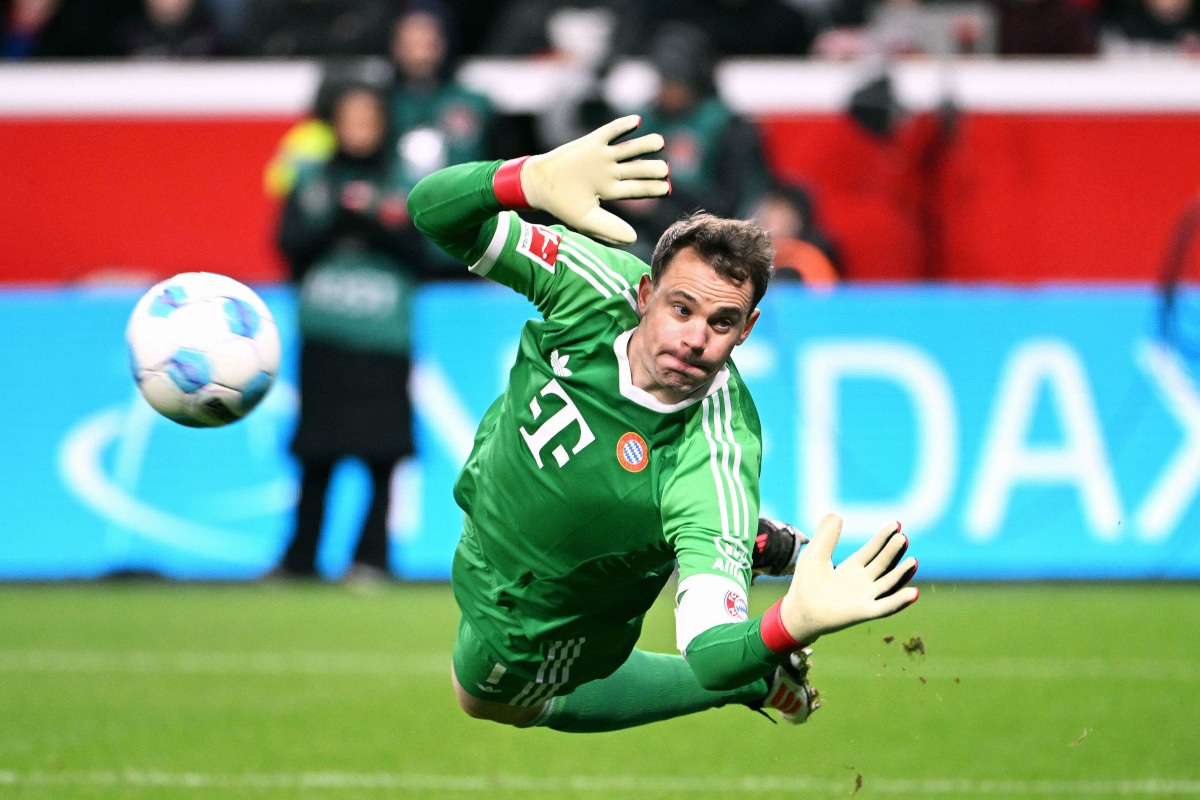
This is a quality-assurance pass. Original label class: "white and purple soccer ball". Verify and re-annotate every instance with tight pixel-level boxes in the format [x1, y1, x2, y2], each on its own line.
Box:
[126, 272, 281, 428]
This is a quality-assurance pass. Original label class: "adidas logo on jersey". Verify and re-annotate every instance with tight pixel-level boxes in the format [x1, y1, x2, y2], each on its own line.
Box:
[550, 349, 572, 377]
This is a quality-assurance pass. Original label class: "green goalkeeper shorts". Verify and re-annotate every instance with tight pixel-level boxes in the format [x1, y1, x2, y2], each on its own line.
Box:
[452, 615, 640, 707]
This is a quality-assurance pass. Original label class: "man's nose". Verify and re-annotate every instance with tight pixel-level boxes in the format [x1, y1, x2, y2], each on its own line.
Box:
[681, 319, 707, 352]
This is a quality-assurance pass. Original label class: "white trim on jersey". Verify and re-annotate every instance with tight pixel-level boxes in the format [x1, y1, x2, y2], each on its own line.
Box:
[510, 637, 586, 707]
[469, 210, 513, 276]
[675, 573, 750, 654]
[557, 248, 614, 297]
[701, 386, 754, 574]
[560, 238, 641, 311]
[559, 238, 633, 295]
[611, 329, 731, 413]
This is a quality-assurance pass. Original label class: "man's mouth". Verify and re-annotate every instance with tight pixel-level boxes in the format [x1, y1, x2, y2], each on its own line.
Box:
[663, 353, 708, 376]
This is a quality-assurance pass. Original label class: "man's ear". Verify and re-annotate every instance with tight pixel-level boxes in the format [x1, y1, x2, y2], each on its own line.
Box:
[736, 307, 761, 346]
[636, 274, 654, 316]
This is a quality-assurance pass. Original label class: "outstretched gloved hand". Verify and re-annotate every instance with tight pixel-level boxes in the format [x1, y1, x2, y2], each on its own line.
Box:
[506, 115, 670, 245]
[778, 513, 919, 646]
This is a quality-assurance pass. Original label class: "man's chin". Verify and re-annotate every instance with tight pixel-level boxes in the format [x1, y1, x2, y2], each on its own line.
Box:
[658, 369, 708, 397]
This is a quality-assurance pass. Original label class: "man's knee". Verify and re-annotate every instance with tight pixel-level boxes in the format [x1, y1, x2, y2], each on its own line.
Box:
[452, 666, 542, 726]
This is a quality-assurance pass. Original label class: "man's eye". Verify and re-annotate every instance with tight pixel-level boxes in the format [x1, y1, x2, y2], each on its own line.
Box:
[673, 305, 689, 317]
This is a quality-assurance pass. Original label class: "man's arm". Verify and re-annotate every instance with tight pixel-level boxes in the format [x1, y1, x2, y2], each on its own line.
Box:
[684, 614, 790, 691]
[408, 115, 670, 260]
[670, 518, 810, 692]
[407, 161, 507, 266]
[681, 514, 919, 691]
[277, 171, 341, 277]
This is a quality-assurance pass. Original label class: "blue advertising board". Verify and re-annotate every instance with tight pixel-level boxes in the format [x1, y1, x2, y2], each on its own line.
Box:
[2, 283, 1199, 580]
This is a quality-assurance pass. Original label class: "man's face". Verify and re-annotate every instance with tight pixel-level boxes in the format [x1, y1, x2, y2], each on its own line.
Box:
[392, 12, 446, 82]
[656, 78, 698, 115]
[753, 196, 804, 240]
[334, 90, 386, 158]
[1148, 0, 1189, 22]
[630, 247, 760, 404]
[146, 0, 191, 25]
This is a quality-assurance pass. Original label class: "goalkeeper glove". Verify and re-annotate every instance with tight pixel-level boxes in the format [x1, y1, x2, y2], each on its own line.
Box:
[491, 115, 670, 244]
[752, 517, 809, 578]
[760, 514, 918, 652]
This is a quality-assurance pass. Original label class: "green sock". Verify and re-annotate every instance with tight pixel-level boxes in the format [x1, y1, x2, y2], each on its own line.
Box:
[530, 649, 768, 733]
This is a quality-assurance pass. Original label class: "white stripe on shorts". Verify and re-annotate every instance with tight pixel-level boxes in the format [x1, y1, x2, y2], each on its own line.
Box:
[510, 637, 586, 707]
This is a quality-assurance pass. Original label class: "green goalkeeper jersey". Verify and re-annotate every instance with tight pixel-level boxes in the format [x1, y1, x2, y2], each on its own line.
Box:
[410, 162, 770, 686]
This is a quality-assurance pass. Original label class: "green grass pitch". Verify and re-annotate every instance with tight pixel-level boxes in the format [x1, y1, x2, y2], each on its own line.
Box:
[1, 580, 1198, 799]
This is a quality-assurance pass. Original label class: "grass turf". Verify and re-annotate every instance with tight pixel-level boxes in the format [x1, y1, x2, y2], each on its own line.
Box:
[1, 580, 1198, 799]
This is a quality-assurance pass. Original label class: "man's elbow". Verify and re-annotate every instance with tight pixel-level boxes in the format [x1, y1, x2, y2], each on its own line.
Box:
[406, 179, 434, 238]
[686, 655, 746, 692]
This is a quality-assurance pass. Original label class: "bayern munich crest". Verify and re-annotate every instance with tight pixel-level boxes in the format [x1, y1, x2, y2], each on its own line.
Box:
[616, 432, 648, 472]
[724, 590, 749, 619]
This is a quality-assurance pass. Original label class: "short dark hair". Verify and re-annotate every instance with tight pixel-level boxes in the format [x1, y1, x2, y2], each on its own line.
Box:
[650, 212, 774, 310]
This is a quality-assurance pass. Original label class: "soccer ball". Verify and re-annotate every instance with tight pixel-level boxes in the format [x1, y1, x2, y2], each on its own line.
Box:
[126, 272, 281, 428]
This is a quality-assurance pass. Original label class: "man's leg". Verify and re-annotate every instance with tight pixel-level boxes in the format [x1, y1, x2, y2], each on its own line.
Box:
[279, 457, 336, 575]
[452, 664, 542, 726]
[453, 620, 768, 732]
[351, 458, 395, 572]
[527, 648, 768, 733]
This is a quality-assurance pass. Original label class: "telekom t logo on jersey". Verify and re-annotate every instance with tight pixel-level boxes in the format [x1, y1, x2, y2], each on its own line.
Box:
[520, 379, 595, 468]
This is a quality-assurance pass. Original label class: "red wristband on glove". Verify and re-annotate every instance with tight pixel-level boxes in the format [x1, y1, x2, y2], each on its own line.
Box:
[492, 156, 532, 209]
[760, 600, 804, 653]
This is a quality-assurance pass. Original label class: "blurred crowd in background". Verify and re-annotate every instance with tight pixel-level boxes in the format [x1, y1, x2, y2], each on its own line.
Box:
[4, 0, 1198, 290]
[3, 0, 1198, 63]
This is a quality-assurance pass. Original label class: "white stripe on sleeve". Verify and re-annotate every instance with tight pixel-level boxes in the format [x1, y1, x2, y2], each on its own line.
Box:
[469, 211, 513, 276]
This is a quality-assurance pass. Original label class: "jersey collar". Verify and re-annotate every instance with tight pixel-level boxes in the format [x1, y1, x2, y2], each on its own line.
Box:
[613, 329, 731, 413]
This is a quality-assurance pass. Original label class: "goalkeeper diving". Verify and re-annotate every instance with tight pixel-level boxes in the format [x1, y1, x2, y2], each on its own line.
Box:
[407, 116, 919, 731]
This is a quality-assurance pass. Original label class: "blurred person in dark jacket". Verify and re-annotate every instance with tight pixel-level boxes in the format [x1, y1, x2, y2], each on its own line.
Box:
[18, 0, 139, 56]
[271, 82, 431, 583]
[991, 0, 1097, 53]
[1107, 0, 1200, 51]
[236, 0, 392, 56]
[386, 0, 494, 189]
[263, 2, 493, 204]
[751, 181, 840, 290]
[616, 23, 771, 262]
[124, 0, 219, 57]
[3, 0, 59, 57]
[632, 0, 819, 56]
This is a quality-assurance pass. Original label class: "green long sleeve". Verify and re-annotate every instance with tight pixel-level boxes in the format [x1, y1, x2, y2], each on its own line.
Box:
[407, 160, 507, 266]
[683, 615, 786, 691]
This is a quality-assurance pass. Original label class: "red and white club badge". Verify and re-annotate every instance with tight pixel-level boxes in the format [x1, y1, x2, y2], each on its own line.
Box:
[724, 590, 749, 620]
[516, 220, 561, 272]
[616, 432, 649, 472]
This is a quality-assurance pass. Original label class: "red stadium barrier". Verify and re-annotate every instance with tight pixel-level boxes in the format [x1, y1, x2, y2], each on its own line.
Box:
[2, 61, 1199, 285]
[0, 116, 293, 283]
[759, 112, 1200, 283]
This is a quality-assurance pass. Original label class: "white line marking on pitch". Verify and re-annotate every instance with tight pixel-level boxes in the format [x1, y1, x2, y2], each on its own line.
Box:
[0, 651, 447, 675]
[0, 651, 1195, 680]
[1, 771, 1199, 795]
